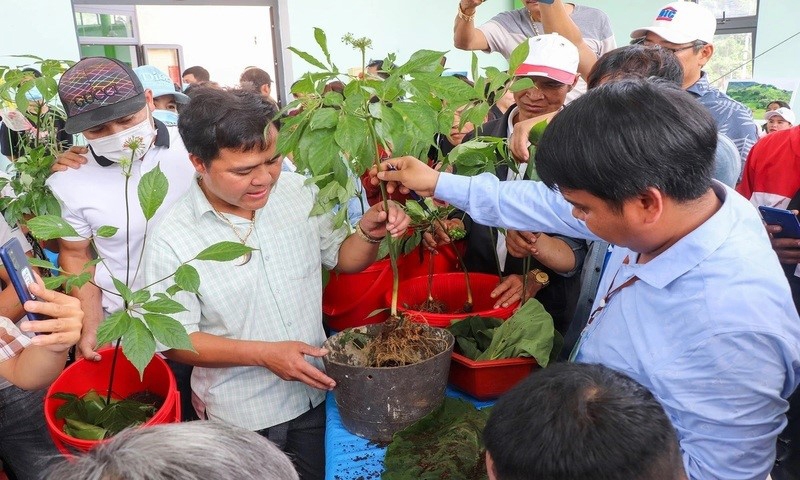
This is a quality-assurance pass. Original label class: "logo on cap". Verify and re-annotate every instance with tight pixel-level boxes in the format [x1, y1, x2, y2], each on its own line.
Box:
[656, 6, 677, 21]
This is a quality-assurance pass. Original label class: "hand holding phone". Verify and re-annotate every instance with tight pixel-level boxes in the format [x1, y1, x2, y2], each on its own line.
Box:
[0, 238, 46, 321]
[758, 206, 800, 239]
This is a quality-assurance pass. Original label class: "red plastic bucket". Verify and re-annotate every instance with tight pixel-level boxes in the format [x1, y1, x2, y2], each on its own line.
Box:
[323, 259, 392, 331]
[396, 242, 463, 281]
[44, 347, 180, 455]
[391, 272, 519, 327]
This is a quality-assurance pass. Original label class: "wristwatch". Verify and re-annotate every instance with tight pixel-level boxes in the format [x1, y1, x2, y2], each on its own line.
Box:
[529, 269, 550, 287]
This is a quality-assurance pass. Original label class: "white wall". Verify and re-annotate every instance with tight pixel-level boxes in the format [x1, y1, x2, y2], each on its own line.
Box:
[282, 0, 512, 86]
[136, 5, 276, 90]
[0, 0, 80, 67]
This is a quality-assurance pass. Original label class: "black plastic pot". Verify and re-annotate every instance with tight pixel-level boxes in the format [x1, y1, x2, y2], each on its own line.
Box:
[323, 323, 455, 442]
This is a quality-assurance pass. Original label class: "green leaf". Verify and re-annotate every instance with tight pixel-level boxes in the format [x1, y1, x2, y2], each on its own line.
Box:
[95, 311, 133, 346]
[166, 284, 183, 296]
[298, 127, 340, 176]
[509, 77, 534, 92]
[194, 241, 255, 262]
[334, 115, 368, 164]
[64, 272, 92, 292]
[26, 215, 79, 240]
[43, 275, 67, 290]
[27, 257, 58, 271]
[129, 289, 151, 306]
[507, 39, 531, 75]
[64, 418, 107, 441]
[95, 398, 154, 436]
[528, 119, 549, 145]
[138, 165, 169, 221]
[143, 313, 194, 351]
[313, 27, 333, 67]
[471, 53, 479, 85]
[309, 108, 338, 131]
[112, 277, 133, 303]
[404, 200, 427, 222]
[175, 264, 200, 294]
[122, 317, 157, 379]
[395, 50, 446, 76]
[142, 297, 187, 314]
[288, 46, 328, 71]
[96, 225, 119, 238]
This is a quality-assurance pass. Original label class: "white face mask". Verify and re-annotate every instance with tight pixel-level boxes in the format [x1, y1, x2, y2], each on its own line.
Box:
[86, 116, 157, 165]
[152, 109, 178, 127]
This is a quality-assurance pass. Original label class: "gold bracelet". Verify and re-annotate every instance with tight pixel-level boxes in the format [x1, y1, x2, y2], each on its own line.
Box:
[457, 4, 476, 22]
[355, 223, 384, 244]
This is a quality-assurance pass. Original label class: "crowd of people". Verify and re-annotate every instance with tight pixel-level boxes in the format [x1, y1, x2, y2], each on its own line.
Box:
[0, 1, 799, 479]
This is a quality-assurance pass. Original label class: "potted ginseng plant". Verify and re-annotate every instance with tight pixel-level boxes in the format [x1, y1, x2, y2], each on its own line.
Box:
[278, 28, 519, 441]
[25, 136, 253, 453]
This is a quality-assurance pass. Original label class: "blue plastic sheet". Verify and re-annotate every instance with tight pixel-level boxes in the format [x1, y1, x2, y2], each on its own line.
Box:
[325, 387, 495, 480]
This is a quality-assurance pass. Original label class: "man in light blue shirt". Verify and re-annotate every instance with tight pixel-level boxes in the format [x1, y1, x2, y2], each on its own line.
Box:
[377, 78, 800, 479]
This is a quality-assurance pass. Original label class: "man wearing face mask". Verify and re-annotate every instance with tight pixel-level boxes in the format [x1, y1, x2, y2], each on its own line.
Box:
[47, 57, 195, 362]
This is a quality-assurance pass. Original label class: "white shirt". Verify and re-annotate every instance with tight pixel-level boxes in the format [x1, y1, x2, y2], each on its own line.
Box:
[46, 124, 195, 315]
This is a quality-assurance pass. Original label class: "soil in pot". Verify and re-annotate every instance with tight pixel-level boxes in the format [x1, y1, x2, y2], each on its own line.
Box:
[324, 319, 455, 442]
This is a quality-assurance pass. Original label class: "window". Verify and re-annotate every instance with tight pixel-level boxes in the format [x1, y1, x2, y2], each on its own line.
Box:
[697, 0, 759, 88]
[73, 5, 140, 67]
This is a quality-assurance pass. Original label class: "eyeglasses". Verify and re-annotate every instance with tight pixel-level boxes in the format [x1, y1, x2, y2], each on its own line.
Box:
[634, 39, 704, 54]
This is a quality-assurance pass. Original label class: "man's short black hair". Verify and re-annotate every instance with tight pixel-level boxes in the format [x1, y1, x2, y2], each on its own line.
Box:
[182, 66, 210, 82]
[240, 67, 272, 89]
[484, 363, 685, 480]
[587, 45, 683, 89]
[178, 88, 279, 166]
[535, 77, 716, 211]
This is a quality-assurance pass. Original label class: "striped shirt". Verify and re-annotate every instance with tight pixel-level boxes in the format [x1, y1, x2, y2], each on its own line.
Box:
[144, 173, 348, 431]
[0, 317, 30, 364]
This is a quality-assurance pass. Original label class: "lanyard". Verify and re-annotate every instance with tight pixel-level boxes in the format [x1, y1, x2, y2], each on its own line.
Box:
[569, 256, 639, 361]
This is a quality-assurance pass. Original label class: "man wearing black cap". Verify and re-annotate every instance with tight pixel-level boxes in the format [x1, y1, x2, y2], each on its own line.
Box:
[47, 57, 195, 363]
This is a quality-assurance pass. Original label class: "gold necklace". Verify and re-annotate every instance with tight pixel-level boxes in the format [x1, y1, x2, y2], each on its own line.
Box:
[529, 12, 540, 36]
[199, 178, 256, 265]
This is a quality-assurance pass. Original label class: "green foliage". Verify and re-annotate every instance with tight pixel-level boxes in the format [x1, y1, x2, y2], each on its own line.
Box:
[726, 81, 792, 117]
[54, 389, 156, 440]
[138, 164, 169, 221]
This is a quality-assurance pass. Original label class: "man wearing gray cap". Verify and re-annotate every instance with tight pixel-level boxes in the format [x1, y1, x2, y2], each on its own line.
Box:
[47, 57, 195, 362]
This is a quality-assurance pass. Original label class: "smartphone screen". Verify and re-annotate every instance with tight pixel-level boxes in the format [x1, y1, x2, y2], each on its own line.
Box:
[0, 238, 45, 321]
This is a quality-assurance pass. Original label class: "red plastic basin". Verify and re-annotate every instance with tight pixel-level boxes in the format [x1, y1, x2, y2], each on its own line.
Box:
[391, 272, 518, 327]
[323, 259, 392, 331]
[448, 352, 538, 400]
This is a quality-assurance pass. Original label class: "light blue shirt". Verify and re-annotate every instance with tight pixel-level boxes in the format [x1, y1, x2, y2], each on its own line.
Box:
[435, 172, 800, 480]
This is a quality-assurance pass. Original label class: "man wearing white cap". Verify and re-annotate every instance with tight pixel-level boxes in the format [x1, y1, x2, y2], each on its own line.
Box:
[765, 107, 795, 135]
[631, 1, 759, 170]
[453, 0, 615, 103]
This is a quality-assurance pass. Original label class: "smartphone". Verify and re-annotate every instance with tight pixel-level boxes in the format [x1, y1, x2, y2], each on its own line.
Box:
[759, 206, 800, 239]
[0, 238, 45, 321]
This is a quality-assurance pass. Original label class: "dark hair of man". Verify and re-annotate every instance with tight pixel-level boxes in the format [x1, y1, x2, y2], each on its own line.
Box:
[534, 78, 716, 211]
[767, 100, 790, 109]
[178, 88, 279, 167]
[483, 363, 685, 480]
[240, 67, 272, 88]
[587, 45, 683, 90]
[182, 65, 210, 82]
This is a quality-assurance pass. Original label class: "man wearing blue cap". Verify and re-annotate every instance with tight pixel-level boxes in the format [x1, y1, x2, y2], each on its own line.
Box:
[134, 65, 190, 127]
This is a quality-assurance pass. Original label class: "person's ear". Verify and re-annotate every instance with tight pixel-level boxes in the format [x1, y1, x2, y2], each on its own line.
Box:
[632, 186, 664, 225]
[260, 84, 271, 97]
[486, 451, 499, 480]
[144, 89, 155, 112]
[697, 43, 714, 67]
[188, 153, 207, 175]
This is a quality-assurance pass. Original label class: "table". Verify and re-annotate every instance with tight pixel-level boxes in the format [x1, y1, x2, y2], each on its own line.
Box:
[324, 387, 494, 480]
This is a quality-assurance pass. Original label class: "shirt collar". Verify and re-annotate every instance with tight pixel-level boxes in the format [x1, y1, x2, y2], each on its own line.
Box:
[628, 181, 731, 289]
[686, 71, 710, 97]
[188, 176, 217, 222]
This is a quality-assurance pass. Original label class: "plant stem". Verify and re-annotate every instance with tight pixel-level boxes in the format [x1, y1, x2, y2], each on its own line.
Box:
[427, 247, 435, 302]
[431, 216, 472, 308]
[489, 228, 503, 279]
[105, 338, 122, 404]
[522, 255, 531, 306]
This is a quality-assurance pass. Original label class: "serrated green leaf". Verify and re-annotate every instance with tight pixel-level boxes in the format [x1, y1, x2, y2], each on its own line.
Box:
[404, 200, 426, 222]
[27, 257, 58, 271]
[334, 115, 368, 164]
[174, 264, 200, 294]
[471, 53, 479, 85]
[96, 311, 133, 346]
[122, 317, 157, 379]
[96, 225, 118, 238]
[143, 313, 194, 351]
[313, 27, 333, 67]
[395, 50, 446, 76]
[309, 108, 338, 131]
[166, 284, 183, 296]
[194, 241, 255, 262]
[43, 275, 67, 290]
[528, 119, 549, 144]
[64, 272, 92, 292]
[112, 277, 133, 302]
[299, 128, 339, 176]
[129, 289, 151, 306]
[288, 46, 328, 71]
[138, 165, 169, 221]
[26, 215, 79, 240]
[142, 297, 187, 314]
[507, 40, 530, 76]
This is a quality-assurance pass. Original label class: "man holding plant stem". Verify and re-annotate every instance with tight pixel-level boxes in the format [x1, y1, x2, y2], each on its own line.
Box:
[144, 88, 409, 480]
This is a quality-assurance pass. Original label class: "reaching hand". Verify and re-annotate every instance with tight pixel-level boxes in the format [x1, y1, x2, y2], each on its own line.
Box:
[360, 200, 411, 240]
[506, 230, 540, 258]
[422, 218, 465, 251]
[261, 341, 336, 391]
[509, 112, 557, 163]
[489, 274, 541, 309]
[372, 157, 440, 198]
[52, 145, 89, 173]
[18, 279, 83, 353]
